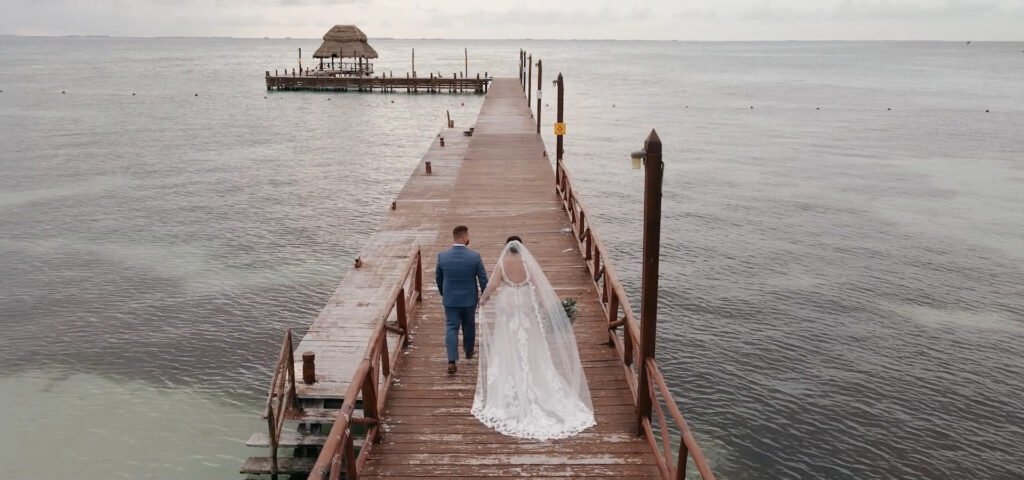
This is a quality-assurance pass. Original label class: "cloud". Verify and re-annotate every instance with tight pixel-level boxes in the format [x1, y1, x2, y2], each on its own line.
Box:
[830, 0, 1003, 20]
[1, 0, 1022, 39]
[445, 6, 654, 28]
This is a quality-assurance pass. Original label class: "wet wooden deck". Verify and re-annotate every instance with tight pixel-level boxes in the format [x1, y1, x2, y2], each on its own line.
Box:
[291, 117, 473, 400]
[360, 78, 660, 478]
[243, 78, 665, 478]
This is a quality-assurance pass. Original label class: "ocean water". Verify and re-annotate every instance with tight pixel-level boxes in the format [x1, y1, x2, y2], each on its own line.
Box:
[1, 37, 1023, 479]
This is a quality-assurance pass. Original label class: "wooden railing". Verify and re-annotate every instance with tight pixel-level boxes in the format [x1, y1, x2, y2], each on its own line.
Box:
[264, 328, 297, 476]
[308, 244, 423, 480]
[555, 160, 716, 480]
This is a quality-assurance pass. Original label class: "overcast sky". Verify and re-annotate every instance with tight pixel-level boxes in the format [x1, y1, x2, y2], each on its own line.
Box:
[2, 0, 1022, 40]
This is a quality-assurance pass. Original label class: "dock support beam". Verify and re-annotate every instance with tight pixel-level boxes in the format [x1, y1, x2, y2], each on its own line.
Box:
[536, 59, 543, 134]
[527, 54, 533, 108]
[520, 50, 525, 89]
[555, 73, 564, 184]
[635, 129, 663, 433]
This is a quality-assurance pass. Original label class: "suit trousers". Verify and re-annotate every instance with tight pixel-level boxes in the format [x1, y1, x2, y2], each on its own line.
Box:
[443, 306, 476, 363]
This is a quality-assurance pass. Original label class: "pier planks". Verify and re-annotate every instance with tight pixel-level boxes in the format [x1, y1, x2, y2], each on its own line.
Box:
[358, 79, 660, 478]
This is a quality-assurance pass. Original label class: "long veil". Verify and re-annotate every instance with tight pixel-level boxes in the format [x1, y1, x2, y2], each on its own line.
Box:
[474, 240, 594, 439]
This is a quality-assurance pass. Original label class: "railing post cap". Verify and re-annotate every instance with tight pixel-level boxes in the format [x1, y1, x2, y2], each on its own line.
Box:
[644, 129, 661, 153]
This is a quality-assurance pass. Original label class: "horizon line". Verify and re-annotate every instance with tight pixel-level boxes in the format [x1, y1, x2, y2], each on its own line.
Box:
[1, 33, 1020, 42]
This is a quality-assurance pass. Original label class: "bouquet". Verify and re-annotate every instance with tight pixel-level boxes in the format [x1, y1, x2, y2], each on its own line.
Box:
[561, 298, 578, 324]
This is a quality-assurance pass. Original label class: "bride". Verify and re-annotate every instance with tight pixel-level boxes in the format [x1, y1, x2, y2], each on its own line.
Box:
[471, 236, 596, 440]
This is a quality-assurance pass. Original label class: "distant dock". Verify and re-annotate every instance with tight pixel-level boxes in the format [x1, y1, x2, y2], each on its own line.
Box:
[242, 50, 715, 480]
[265, 70, 491, 93]
[266, 25, 490, 94]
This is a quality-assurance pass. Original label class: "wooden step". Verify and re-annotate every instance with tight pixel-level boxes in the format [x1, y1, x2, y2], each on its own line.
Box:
[247, 430, 366, 448]
[246, 431, 327, 448]
[240, 456, 316, 475]
[263, 407, 362, 423]
[284, 407, 345, 423]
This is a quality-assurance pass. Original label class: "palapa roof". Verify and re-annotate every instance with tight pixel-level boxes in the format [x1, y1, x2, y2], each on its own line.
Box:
[313, 25, 378, 59]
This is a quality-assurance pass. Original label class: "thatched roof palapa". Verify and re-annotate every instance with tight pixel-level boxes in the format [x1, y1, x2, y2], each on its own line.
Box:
[313, 25, 378, 59]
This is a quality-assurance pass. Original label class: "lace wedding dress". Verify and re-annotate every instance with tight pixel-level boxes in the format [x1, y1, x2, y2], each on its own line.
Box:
[471, 240, 595, 440]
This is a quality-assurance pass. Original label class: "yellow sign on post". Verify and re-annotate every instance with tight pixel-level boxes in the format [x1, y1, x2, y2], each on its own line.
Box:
[553, 122, 566, 136]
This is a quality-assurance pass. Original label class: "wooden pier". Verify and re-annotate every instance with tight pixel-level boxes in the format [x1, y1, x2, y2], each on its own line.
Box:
[242, 53, 714, 479]
[266, 71, 491, 93]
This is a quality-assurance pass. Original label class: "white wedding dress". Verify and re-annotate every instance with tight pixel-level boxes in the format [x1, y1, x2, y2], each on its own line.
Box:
[471, 240, 595, 440]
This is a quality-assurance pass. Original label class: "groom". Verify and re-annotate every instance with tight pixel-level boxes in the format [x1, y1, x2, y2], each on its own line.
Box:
[435, 225, 488, 374]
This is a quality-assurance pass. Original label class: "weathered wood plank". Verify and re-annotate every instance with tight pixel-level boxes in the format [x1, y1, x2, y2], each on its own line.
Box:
[360, 463, 661, 477]
[240, 456, 315, 475]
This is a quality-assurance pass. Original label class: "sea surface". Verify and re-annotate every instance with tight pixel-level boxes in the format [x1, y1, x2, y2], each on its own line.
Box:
[1, 37, 1022, 479]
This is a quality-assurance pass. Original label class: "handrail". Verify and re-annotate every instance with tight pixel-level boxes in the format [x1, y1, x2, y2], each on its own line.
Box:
[308, 243, 423, 480]
[555, 159, 716, 480]
[263, 328, 296, 476]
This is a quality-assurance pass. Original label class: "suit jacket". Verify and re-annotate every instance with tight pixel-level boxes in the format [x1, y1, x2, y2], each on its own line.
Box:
[436, 245, 488, 308]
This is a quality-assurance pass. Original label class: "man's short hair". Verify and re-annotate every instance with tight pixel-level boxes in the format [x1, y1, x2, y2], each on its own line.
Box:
[453, 225, 469, 238]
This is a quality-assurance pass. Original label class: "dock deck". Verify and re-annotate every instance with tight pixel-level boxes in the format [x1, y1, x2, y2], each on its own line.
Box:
[243, 75, 713, 479]
[266, 72, 491, 93]
[360, 79, 657, 478]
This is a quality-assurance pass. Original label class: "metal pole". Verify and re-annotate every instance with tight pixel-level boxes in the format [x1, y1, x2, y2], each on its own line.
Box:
[635, 129, 664, 432]
[556, 73, 564, 184]
[536, 59, 542, 134]
[527, 54, 532, 107]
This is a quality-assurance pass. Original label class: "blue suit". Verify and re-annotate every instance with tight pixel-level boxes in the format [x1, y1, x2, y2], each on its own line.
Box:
[435, 245, 488, 362]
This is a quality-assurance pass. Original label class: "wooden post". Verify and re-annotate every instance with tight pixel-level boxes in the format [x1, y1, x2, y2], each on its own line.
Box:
[521, 50, 526, 90]
[425, 161, 432, 174]
[464, 48, 468, 79]
[446, 110, 452, 128]
[635, 129, 664, 433]
[536, 59, 543, 134]
[527, 54, 533, 107]
[556, 73, 565, 184]
[415, 251, 423, 302]
[302, 351, 316, 384]
[397, 288, 408, 334]
[412, 48, 416, 77]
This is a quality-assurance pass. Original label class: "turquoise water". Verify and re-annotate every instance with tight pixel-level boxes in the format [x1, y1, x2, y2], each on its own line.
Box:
[1, 38, 1023, 479]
